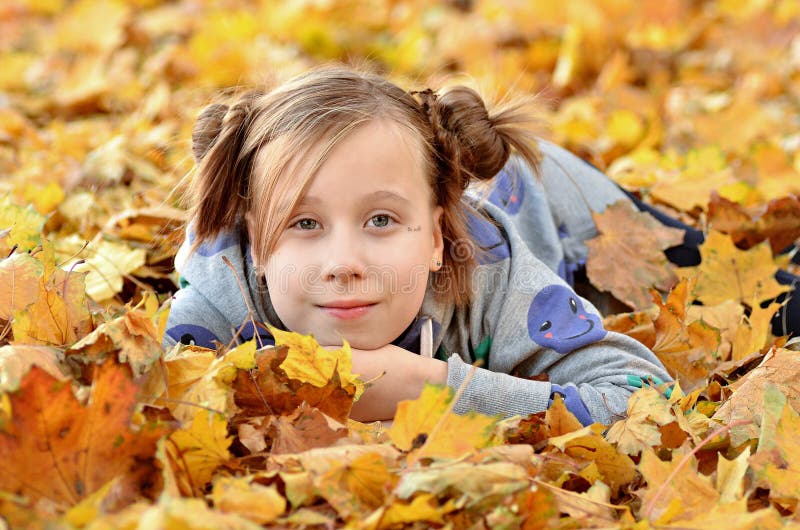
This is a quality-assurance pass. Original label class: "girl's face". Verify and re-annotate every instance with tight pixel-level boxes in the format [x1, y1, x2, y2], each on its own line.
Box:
[262, 119, 444, 350]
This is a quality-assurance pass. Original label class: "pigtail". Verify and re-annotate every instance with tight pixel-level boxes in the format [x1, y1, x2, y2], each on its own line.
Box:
[415, 86, 542, 193]
[189, 90, 264, 243]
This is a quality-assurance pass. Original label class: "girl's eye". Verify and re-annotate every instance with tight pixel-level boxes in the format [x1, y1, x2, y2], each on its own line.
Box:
[368, 214, 394, 228]
[294, 218, 319, 230]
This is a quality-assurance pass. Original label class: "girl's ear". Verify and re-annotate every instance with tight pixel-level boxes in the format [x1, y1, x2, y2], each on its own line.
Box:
[431, 205, 444, 269]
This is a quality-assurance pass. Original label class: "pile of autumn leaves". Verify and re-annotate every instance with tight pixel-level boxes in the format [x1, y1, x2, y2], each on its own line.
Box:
[1, 231, 800, 529]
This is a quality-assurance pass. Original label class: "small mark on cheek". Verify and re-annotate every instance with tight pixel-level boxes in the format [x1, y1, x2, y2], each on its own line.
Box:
[579, 314, 586, 320]
[545, 332, 553, 339]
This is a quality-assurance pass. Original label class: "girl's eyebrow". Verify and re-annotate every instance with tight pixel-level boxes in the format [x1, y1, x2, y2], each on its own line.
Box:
[298, 190, 412, 206]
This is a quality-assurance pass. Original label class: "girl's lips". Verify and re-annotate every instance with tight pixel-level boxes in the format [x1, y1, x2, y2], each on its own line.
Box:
[319, 303, 376, 320]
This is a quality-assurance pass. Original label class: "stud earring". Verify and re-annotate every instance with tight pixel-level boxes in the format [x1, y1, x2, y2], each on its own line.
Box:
[433, 258, 441, 268]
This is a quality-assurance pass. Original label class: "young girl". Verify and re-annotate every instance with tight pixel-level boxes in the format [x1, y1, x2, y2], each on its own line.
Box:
[164, 64, 674, 426]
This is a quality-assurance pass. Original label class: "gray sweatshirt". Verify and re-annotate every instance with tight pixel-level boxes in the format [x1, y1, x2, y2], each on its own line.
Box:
[163, 141, 672, 425]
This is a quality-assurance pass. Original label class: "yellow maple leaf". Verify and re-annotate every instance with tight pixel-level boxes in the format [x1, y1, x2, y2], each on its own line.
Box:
[167, 409, 232, 496]
[0, 197, 45, 254]
[679, 230, 790, 307]
[605, 387, 675, 455]
[731, 300, 781, 360]
[637, 447, 720, 523]
[389, 384, 500, 461]
[270, 326, 362, 395]
[78, 239, 147, 303]
[314, 451, 396, 519]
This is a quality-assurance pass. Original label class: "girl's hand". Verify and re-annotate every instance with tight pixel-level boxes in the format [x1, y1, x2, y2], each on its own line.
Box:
[321, 343, 448, 422]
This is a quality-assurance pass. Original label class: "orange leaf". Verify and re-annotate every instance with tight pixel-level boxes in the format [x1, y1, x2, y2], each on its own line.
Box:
[0, 362, 168, 513]
[650, 279, 721, 390]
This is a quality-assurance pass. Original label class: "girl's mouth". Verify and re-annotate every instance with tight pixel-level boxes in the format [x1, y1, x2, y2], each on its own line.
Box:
[318, 303, 377, 320]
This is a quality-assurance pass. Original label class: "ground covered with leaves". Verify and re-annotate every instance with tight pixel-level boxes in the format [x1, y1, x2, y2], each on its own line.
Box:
[2, 0, 800, 528]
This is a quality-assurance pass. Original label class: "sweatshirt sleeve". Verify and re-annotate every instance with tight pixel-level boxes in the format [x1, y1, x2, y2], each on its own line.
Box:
[444, 157, 672, 426]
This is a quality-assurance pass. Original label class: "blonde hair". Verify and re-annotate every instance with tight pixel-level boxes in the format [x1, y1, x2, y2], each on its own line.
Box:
[187, 64, 542, 308]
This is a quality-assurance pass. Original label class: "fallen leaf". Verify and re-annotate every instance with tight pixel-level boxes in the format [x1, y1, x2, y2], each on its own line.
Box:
[605, 387, 675, 455]
[74, 239, 147, 303]
[0, 344, 66, 392]
[389, 384, 500, 460]
[0, 362, 167, 514]
[650, 278, 722, 390]
[232, 344, 356, 425]
[166, 409, 232, 496]
[636, 446, 720, 523]
[730, 301, 781, 361]
[712, 348, 800, 447]
[314, 451, 396, 518]
[716, 446, 750, 503]
[586, 199, 684, 309]
[269, 402, 349, 455]
[394, 461, 529, 507]
[749, 395, 800, 502]
[678, 230, 790, 307]
[211, 476, 286, 524]
[0, 197, 45, 254]
[271, 326, 363, 398]
[66, 308, 162, 377]
[708, 192, 800, 253]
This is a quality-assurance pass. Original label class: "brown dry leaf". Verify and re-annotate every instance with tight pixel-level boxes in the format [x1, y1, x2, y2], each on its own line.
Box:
[269, 402, 350, 455]
[679, 230, 791, 307]
[605, 387, 675, 455]
[548, 425, 637, 495]
[586, 199, 685, 309]
[232, 344, 356, 425]
[66, 308, 162, 377]
[708, 192, 800, 253]
[713, 348, 800, 447]
[0, 362, 167, 515]
[650, 278, 721, 390]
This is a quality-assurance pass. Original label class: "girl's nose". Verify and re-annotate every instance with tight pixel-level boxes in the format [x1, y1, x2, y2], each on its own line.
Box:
[320, 228, 368, 282]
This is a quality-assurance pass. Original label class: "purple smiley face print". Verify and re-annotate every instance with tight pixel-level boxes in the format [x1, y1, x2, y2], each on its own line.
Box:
[528, 285, 607, 353]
